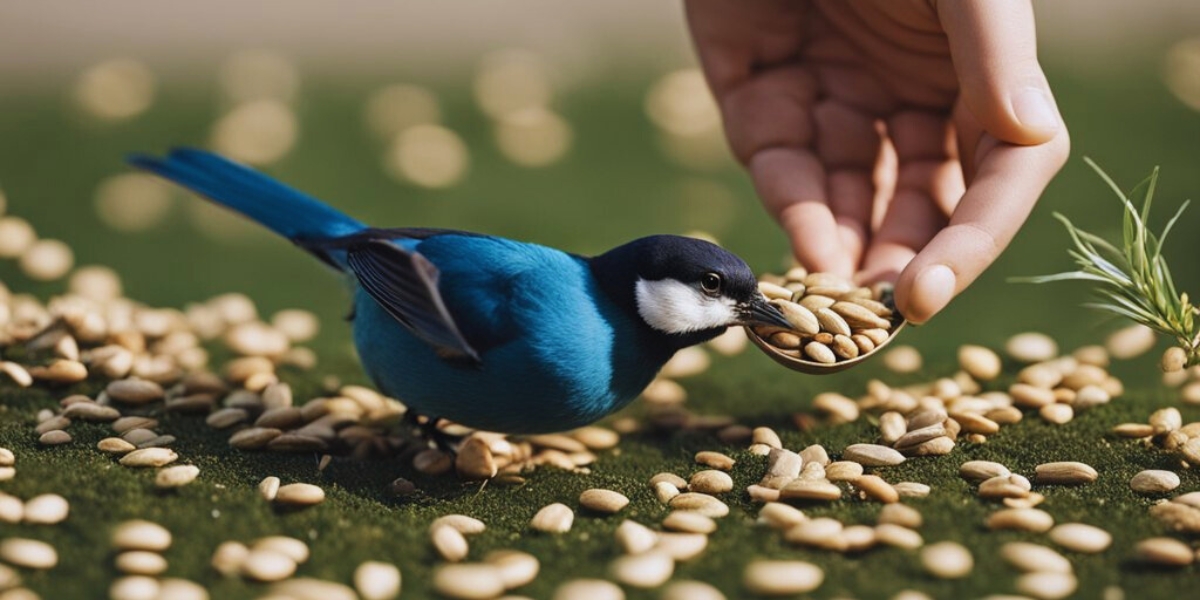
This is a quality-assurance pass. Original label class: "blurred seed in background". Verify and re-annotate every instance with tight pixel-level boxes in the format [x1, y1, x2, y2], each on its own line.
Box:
[363, 84, 442, 140]
[94, 173, 175, 232]
[1164, 37, 1200, 111]
[73, 58, 157, 122]
[473, 49, 553, 120]
[644, 69, 731, 171]
[218, 49, 301, 106]
[384, 124, 470, 189]
[493, 107, 573, 168]
[210, 99, 299, 167]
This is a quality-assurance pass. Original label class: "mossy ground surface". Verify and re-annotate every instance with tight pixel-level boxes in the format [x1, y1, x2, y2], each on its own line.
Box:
[2, 55, 1200, 599]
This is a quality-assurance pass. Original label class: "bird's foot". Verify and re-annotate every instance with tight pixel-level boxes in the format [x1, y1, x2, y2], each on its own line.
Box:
[402, 411, 464, 453]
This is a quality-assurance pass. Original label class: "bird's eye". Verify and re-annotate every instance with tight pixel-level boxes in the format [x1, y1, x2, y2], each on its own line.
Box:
[700, 272, 722, 295]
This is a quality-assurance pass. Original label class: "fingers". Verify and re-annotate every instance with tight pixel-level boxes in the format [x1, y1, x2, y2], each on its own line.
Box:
[893, 127, 1071, 323]
[859, 111, 962, 286]
[814, 100, 881, 269]
[937, 0, 1064, 145]
[750, 148, 853, 277]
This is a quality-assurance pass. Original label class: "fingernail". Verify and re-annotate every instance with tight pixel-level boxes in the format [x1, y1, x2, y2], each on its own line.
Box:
[1011, 87, 1059, 133]
[911, 264, 956, 323]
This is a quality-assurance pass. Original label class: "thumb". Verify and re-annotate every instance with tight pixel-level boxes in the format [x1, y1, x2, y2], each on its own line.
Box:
[938, 0, 1062, 146]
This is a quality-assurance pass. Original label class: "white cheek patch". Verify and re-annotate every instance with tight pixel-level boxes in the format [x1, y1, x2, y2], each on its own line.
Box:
[635, 278, 737, 334]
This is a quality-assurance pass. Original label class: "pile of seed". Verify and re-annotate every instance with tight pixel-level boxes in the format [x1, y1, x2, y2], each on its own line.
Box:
[753, 268, 899, 364]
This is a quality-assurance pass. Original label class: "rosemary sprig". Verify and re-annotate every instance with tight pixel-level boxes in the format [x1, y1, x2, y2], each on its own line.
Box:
[1019, 158, 1199, 368]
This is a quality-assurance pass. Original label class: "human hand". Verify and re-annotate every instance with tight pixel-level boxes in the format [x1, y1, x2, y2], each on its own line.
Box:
[685, 0, 1069, 323]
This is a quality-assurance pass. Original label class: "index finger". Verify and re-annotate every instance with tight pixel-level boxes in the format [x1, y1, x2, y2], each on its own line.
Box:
[892, 126, 1070, 323]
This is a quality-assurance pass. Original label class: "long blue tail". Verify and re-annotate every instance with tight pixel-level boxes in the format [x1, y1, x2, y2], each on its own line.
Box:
[128, 148, 366, 267]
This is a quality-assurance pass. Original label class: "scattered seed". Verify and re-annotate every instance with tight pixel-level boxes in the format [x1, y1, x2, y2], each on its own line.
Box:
[878, 503, 923, 529]
[779, 479, 842, 502]
[552, 579, 624, 600]
[921, 541, 973, 579]
[109, 575, 160, 600]
[30, 359, 88, 384]
[987, 508, 1054, 532]
[274, 483, 324, 506]
[242, 549, 296, 582]
[1106, 324, 1156, 359]
[960, 460, 1011, 482]
[115, 551, 168, 576]
[433, 563, 505, 600]
[23, 494, 68, 524]
[211, 541, 249, 577]
[784, 517, 843, 549]
[979, 475, 1032, 500]
[112, 520, 171, 551]
[669, 493, 730, 517]
[615, 520, 658, 555]
[743, 560, 824, 596]
[842, 443, 905, 467]
[694, 451, 734, 471]
[689, 470, 733, 495]
[654, 481, 680, 504]
[958, 345, 1001, 381]
[1035, 462, 1098, 485]
[1017, 572, 1078, 600]
[1001, 542, 1073, 573]
[531, 503, 574, 533]
[1134, 537, 1194, 566]
[0, 493, 22, 523]
[354, 561, 402, 600]
[757, 502, 807, 530]
[610, 551, 673, 588]
[1006, 332, 1059, 362]
[0, 538, 57, 569]
[155, 465, 200, 489]
[156, 578, 209, 600]
[431, 524, 469, 562]
[824, 461, 863, 482]
[893, 482, 931, 498]
[855, 475, 899, 503]
[119, 448, 178, 468]
[662, 580, 725, 600]
[1130, 470, 1180, 494]
[1149, 407, 1182, 433]
[229, 427, 283, 450]
[106, 378, 164, 404]
[38, 430, 71, 446]
[252, 536, 309, 564]
[1048, 523, 1112, 554]
[431, 515, 486, 535]
[663, 510, 716, 534]
[0, 362, 33, 387]
[874, 523, 924, 549]
[205, 408, 248, 429]
[62, 401, 120, 422]
[813, 392, 859, 423]
[455, 437, 497, 480]
[579, 488, 629, 514]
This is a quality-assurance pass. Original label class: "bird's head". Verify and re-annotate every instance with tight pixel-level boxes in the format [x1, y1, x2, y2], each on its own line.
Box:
[591, 235, 791, 346]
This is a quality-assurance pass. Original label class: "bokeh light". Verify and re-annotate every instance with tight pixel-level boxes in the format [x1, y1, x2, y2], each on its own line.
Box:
[383, 124, 469, 189]
[474, 49, 553, 119]
[19, 239, 74, 281]
[494, 107, 573, 167]
[218, 50, 301, 105]
[73, 58, 157, 121]
[93, 172, 175, 232]
[210, 99, 299, 166]
[1165, 37, 1200, 111]
[364, 84, 441, 139]
[0, 216, 36, 259]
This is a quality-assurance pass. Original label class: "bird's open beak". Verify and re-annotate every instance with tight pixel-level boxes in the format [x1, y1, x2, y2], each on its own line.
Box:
[738, 296, 793, 329]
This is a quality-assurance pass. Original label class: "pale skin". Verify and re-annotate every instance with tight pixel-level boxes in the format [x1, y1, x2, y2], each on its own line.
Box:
[685, 0, 1070, 323]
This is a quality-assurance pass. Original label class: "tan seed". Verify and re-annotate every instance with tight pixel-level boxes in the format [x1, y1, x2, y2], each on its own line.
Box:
[274, 483, 325, 506]
[694, 450, 734, 470]
[433, 564, 505, 600]
[431, 514, 486, 535]
[115, 551, 168, 575]
[758, 281, 792, 300]
[551, 579, 624, 600]
[879, 411, 906, 445]
[205, 408, 248, 429]
[779, 478, 842, 502]
[229, 427, 283, 450]
[609, 551, 673, 588]
[875, 523, 924, 549]
[113, 520, 171, 551]
[119, 448, 178, 468]
[62, 402, 120, 422]
[654, 481, 680, 504]
[815, 307, 851, 336]
[531, 503, 574, 533]
[431, 524, 469, 562]
[31, 359, 88, 384]
[669, 493, 729, 517]
[106, 378, 164, 404]
[772, 300, 819, 334]
[39, 430, 71, 446]
[878, 503, 923, 529]
[804, 341, 836, 364]
[743, 560, 824, 595]
[689, 470, 733, 494]
[883, 346, 922, 373]
[1048, 523, 1112, 554]
[663, 511, 716, 534]
[979, 475, 1031, 500]
[830, 301, 890, 329]
[0, 539, 57, 569]
[210, 541, 249, 576]
[893, 482, 932, 498]
[1011, 384, 1056, 408]
[1106, 324, 1156, 359]
[1130, 469, 1180, 494]
[0, 362, 33, 387]
[824, 461, 863, 482]
[156, 578, 209, 600]
[109, 575, 159, 600]
[354, 561, 402, 600]
[455, 437, 497, 480]
[485, 549, 539, 589]
[1006, 332, 1059, 362]
[615, 520, 658, 555]
[855, 475, 899, 503]
[799, 444, 830, 466]
[270, 579, 357, 600]
[842, 443, 905, 467]
[0, 493, 23, 523]
[23, 494, 69, 524]
[0, 448, 13, 467]
[253, 536, 309, 564]
[1040, 403, 1074, 424]
[1017, 572, 1078, 600]
[831, 334, 860, 359]
[1001, 542, 1072, 573]
[921, 541, 973, 579]
[155, 465, 200, 489]
[986, 508, 1054, 532]
[242, 549, 296, 582]
[959, 345, 1002, 381]
[752, 427, 782, 448]
[960, 460, 1011, 482]
[812, 393, 859, 423]
[1134, 537, 1194, 566]
[1150, 407, 1183, 433]
[579, 489, 629, 513]
[1035, 462, 1098, 485]
[662, 581, 725, 600]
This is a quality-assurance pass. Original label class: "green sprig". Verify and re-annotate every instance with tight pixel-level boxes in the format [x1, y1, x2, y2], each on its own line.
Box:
[1018, 159, 1199, 365]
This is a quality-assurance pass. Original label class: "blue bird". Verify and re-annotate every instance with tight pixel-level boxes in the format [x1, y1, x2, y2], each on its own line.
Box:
[129, 149, 791, 434]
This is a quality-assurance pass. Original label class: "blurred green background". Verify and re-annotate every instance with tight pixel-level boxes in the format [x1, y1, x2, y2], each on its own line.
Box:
[2, 2, 1200, 599]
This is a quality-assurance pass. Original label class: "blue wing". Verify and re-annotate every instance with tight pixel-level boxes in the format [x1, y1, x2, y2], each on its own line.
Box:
[339, 238, 481, 365]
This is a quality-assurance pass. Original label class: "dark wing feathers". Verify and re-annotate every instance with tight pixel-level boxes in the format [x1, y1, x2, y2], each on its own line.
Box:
[343, 238, 482, 365]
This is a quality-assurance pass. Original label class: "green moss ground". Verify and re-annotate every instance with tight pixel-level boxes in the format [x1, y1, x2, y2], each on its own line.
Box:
[2, 54, 1200, 599]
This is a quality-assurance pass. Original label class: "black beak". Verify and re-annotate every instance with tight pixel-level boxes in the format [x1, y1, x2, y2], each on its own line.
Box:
[738, 295, 793, 329]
